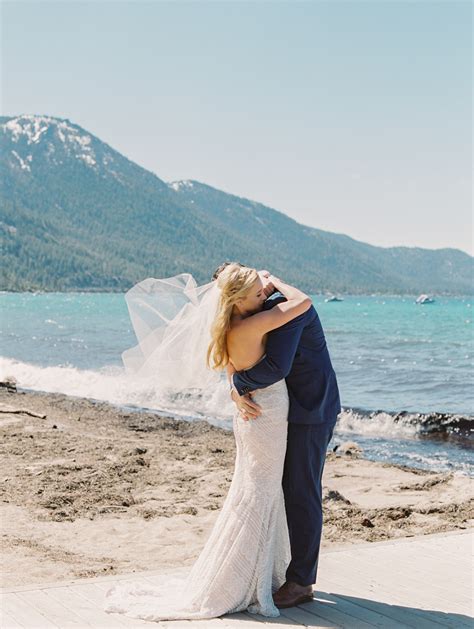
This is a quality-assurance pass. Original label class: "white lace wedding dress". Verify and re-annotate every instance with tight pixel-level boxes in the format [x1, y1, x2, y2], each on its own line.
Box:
[103, 378, 291, 622]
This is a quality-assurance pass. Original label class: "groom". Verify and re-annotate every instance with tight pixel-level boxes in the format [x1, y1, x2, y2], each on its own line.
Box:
[212, 262, 341, 609]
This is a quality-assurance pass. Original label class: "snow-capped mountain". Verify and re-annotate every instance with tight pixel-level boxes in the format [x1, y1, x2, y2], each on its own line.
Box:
[1, 114, 472, 293]
[6, 115, 99, 171]
[2, 114, 169, 189]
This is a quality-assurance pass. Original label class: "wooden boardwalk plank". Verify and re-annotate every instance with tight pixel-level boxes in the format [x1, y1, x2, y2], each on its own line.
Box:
[43, 585, 129, 628]
[322, 549, 471, 608]
[340, 541, 471, 583]
[319, 556, 469, 608]
[284, 597, 376, 629]
[13, 589, 87, 628]
[323, 544, 472, 597]
[223, 610, 297, 627]
[1, 531, 472, 629]
[0, 609, 24, 629]
[1, 592, 59, 628]
[316, 581, 450, 628]
[279, 604, 343, 627]
[317, 573, 472, 627]
[320, 581, 471, 628]
[301, 591, 409, 628]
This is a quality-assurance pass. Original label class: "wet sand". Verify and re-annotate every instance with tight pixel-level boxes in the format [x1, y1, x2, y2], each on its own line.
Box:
[1, 387, 472, 587]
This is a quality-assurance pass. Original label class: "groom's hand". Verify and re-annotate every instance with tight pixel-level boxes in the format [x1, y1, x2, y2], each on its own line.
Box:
[258, 270, 275, 299]
[262, 281, 275, 298]
[230, 388, 262, 421]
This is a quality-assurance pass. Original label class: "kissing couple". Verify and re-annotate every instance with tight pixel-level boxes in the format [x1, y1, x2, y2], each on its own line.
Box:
[104, 261, 341, 622]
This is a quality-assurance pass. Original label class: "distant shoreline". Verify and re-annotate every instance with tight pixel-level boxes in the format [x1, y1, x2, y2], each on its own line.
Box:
[1, 289, 473, 297]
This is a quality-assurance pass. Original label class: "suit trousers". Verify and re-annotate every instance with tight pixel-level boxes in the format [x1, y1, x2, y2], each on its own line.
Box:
[282, 419, 337, 586]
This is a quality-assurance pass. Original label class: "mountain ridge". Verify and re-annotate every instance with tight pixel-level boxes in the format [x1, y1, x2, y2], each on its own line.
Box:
[1, 114, 472, 294]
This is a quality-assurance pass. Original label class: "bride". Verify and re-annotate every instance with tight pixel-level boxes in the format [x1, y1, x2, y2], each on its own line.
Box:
[104, 263, 312, 621]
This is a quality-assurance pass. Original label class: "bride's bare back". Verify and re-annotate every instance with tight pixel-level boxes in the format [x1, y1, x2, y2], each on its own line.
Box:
[227, 323, 268, 371]
[226, 277, 312, 372]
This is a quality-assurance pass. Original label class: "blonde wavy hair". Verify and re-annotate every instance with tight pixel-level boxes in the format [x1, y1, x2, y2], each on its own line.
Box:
[206, 263, 259, 371]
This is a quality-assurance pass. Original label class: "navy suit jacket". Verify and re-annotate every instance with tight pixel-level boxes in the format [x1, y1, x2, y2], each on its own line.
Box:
[232, 292, 341, 425]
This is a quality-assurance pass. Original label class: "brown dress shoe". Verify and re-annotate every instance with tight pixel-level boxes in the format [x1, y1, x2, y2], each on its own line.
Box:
[272, 581, 314, 609]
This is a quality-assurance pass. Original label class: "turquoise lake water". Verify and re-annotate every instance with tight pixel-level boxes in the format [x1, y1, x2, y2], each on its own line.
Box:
[1, 291, 472, 475]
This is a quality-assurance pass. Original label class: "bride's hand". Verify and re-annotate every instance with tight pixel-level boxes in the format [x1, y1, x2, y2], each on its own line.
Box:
[230, 389, 262, 420]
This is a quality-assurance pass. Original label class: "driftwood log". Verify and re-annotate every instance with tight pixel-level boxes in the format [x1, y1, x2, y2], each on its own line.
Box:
[0, 405, 46, 419]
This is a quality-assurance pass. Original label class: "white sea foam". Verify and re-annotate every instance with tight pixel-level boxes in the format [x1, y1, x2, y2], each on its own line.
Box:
[0, 356, 235, 428]
[0, 355, 470, 441]
[336, 408, 421, 439]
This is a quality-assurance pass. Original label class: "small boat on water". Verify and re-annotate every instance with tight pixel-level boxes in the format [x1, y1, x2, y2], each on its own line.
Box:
[416, 294, 435, 304]
[325, 295, 344, 302]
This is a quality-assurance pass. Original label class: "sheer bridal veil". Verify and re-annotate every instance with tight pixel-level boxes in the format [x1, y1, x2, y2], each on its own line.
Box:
[121, 273, 226, 397]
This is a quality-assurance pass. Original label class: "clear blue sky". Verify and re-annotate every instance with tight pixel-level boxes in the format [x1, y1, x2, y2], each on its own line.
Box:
[2, 0, 472, 254]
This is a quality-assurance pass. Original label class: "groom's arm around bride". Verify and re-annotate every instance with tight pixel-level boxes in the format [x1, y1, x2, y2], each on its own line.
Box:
[231, 289, 341, 427]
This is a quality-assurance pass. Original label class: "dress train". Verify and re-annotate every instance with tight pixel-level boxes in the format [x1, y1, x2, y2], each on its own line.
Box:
[103, 379, 290, 622]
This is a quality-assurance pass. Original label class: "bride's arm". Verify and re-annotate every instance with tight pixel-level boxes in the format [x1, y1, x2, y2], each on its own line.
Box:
[232, 307, 313, 396]
[239, 275, 311, 336]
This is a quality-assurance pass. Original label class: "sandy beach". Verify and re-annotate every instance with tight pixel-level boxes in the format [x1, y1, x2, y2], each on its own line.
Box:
[1, 386, 473, 589]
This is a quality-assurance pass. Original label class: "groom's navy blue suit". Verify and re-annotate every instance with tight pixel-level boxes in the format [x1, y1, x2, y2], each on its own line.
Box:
[232, 291, 341, 586]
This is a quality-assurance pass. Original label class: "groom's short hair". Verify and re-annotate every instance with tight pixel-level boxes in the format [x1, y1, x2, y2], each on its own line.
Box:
[211, 261, 244, 281]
